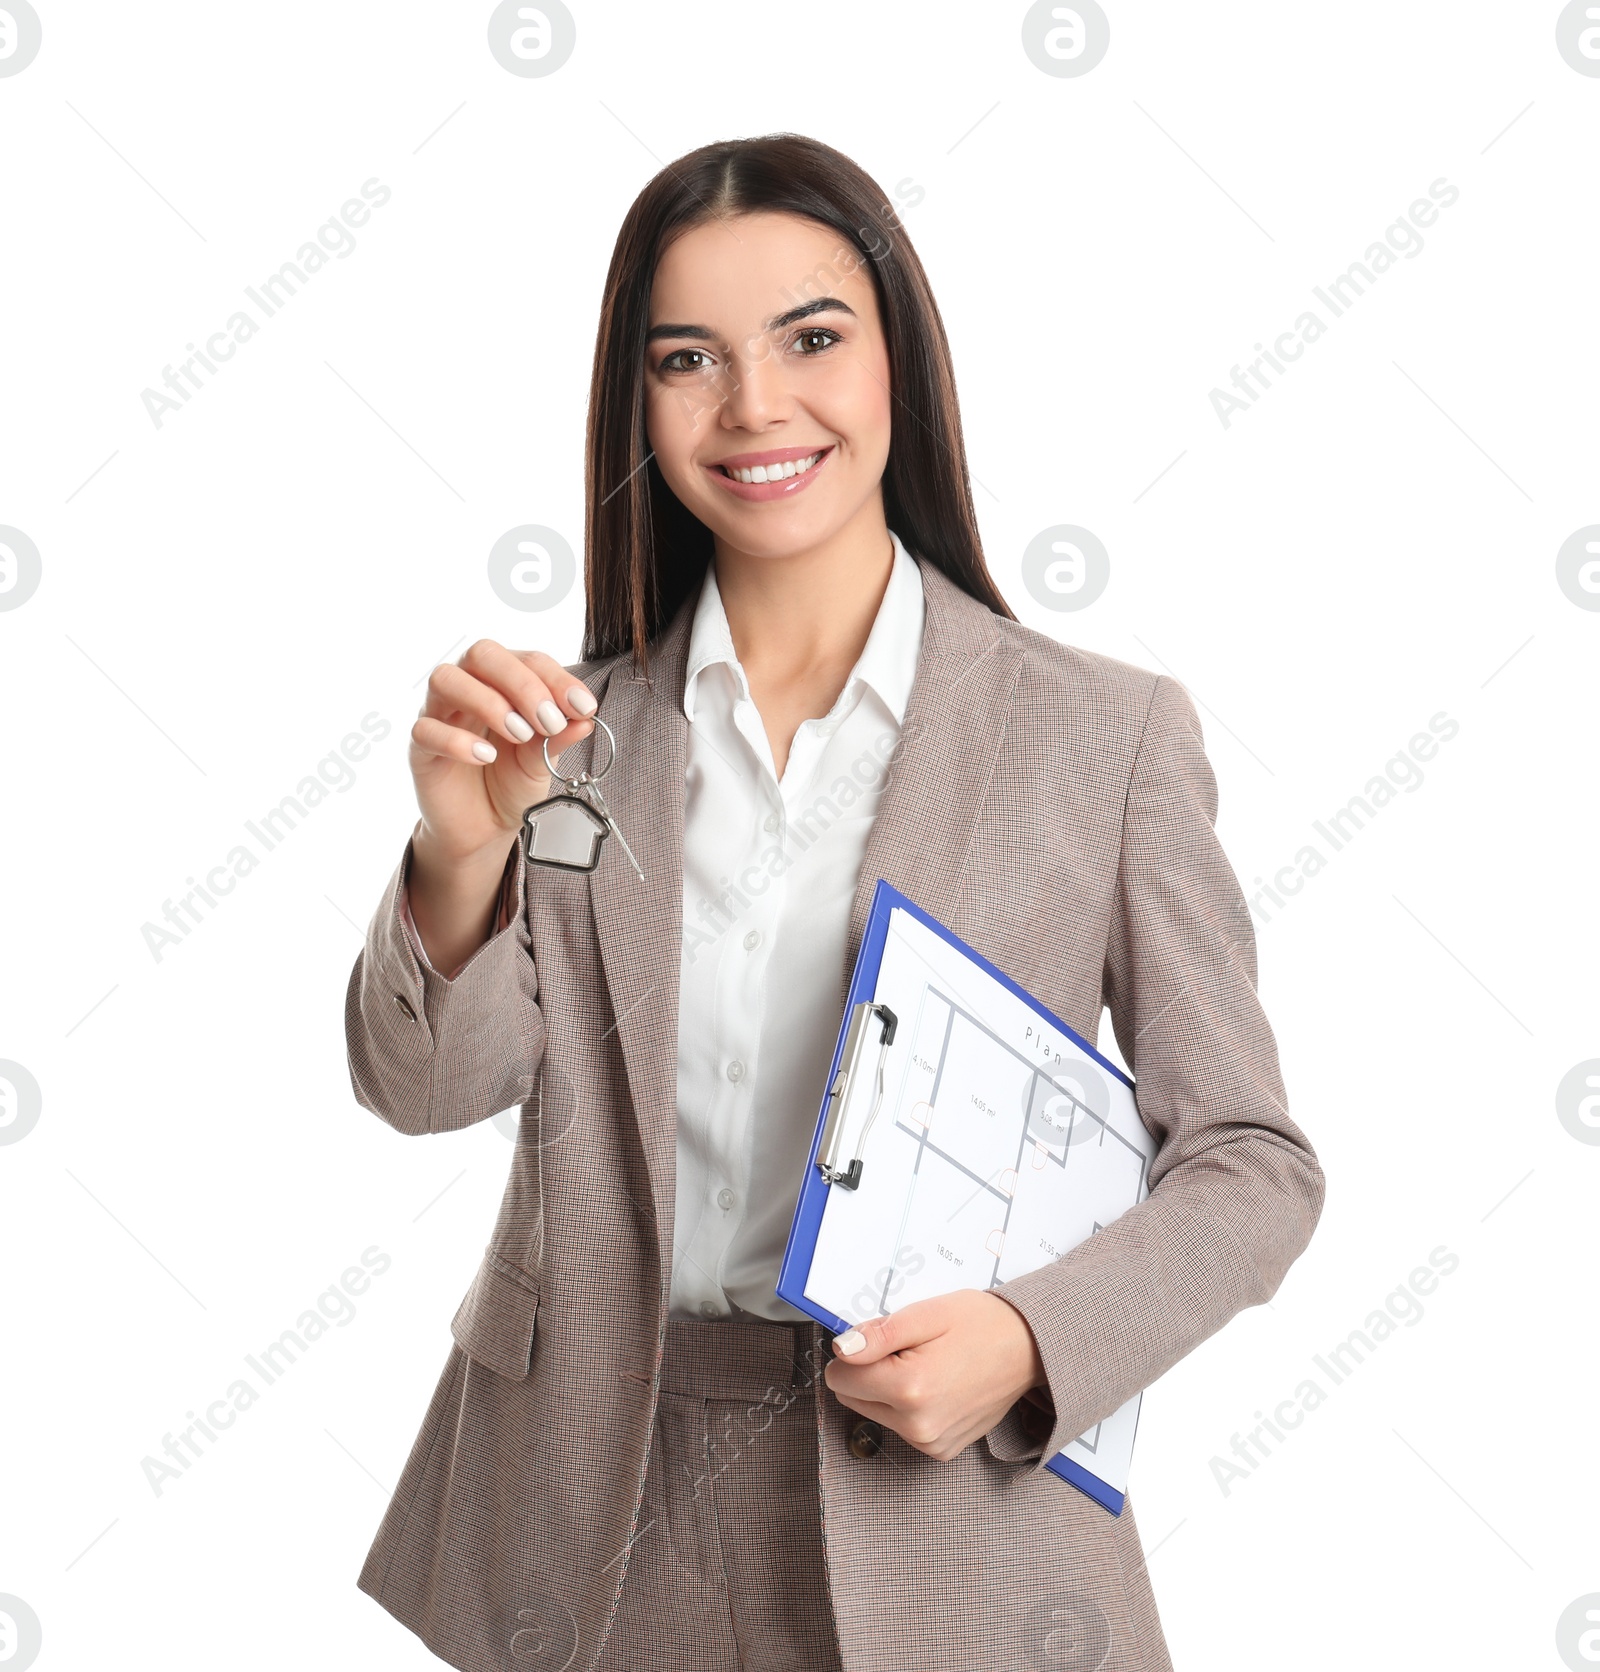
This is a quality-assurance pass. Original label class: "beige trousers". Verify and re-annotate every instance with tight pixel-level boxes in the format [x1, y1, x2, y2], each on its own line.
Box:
[595, 1314, 845, 1671]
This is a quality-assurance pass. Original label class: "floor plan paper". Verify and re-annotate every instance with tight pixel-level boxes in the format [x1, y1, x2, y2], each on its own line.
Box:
[802, 904, 1155, 1496]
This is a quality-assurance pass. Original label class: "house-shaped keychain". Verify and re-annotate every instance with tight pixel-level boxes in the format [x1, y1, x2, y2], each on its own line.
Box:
[522, 792, 611, 873]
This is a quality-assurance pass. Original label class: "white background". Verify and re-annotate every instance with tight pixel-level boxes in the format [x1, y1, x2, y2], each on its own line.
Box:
[1, 3, 1595, 1669]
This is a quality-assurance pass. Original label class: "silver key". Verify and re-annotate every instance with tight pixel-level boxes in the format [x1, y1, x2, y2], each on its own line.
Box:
[524, 716, 644, 882]
[579, 777, 644, 882]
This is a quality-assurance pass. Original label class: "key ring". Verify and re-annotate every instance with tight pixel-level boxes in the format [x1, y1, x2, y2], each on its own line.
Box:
[542, 716, 616, 788]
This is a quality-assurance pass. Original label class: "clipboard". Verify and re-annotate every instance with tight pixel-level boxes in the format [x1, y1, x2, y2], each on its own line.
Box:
[777, 877, 1155, 1515]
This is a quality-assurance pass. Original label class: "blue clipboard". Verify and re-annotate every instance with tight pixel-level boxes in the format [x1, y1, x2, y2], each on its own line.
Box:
[776, 875, 1144, 1515]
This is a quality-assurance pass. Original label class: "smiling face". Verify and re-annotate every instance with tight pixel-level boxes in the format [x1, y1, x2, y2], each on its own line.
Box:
[642, 211, 894, 560]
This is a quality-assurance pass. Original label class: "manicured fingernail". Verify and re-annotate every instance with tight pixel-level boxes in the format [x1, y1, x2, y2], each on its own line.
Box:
[567, 684, 598, 716]
[505, 710, 535, 742]
[472, 740, 497, 762]
[834, 1328, 864, 1355]
[535, 699, 565, 735]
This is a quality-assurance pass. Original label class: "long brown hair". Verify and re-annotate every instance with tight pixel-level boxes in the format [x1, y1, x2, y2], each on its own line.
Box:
[582, 131, 1017, 679]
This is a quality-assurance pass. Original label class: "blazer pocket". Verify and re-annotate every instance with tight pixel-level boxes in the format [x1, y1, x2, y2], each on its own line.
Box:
[450, 1250, 541, 1379]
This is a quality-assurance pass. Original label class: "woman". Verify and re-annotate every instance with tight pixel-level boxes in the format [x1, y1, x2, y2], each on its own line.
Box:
[346, 133, 1324, 1672]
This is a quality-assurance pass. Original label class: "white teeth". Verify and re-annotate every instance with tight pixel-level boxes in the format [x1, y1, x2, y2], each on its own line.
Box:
[724, 450, 823, 485]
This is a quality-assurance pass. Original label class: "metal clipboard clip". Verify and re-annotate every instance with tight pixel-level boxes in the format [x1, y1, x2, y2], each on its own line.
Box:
[815, 1001, 898, 1191]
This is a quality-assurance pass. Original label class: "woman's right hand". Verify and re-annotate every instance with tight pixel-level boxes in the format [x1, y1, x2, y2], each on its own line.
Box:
[410, 640, 598, 862]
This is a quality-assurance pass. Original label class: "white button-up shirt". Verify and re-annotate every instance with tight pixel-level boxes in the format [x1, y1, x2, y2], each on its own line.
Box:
[671, 529, 925, 1321]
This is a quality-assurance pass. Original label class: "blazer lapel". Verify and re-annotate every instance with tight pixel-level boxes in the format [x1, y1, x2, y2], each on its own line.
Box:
[837, 559, 1026, 1011]
[584, 600, 693, 1263]
[586, 554, 1028, 1258]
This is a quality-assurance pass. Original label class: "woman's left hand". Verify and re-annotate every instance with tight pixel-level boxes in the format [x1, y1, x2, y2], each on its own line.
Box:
[823, 1290, 1049, 1461]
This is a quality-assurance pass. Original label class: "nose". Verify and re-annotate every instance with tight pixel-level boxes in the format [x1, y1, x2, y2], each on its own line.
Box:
[719, 338, 790, 433]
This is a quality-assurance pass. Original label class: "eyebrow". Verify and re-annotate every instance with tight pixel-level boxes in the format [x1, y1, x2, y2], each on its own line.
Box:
[644, 295, 857, 346]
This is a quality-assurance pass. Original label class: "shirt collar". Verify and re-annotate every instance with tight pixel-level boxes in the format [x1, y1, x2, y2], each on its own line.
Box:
[682, 528, 925, 727]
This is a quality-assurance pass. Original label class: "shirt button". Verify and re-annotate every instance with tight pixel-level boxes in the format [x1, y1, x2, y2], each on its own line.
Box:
[763, 813, 779, 833]
[743, 929, 761, 950]
[718, 1187, 735, 1210]
[698, 1300, 720, 1318]
[726, 1059, 745, 1083]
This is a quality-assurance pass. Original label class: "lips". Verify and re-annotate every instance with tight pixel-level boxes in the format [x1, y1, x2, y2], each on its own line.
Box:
[711, 444, 828, 469]
[704, 444, 835, 502]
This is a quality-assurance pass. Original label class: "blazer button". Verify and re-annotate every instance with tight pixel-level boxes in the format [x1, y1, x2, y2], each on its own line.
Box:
[847, 1418, 884, 1459]
[393, 993, 417, 1021]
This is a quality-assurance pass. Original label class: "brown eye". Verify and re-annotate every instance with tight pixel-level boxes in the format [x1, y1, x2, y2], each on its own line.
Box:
[660, 348, 712, 373]
[796, 327, 842, 355]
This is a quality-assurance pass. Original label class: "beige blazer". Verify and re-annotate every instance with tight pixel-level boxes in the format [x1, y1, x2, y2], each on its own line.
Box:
[345, 553, 1325, 1672]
